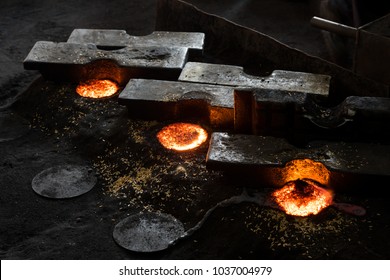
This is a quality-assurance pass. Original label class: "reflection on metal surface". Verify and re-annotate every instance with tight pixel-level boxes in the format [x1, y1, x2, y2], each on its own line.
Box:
[280, 159, 330, 187]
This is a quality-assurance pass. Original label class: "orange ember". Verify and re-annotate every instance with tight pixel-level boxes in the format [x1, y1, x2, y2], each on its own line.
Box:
[272, 179, 333, 217]
[76, 79, 119, 98]
[157, 123, 208, 151]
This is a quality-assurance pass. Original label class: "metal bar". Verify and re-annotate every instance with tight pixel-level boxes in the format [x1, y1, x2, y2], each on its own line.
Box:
[310, 16, 357, 38]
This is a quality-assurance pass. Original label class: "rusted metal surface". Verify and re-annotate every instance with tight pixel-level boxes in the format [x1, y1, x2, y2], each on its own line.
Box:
[156, 0, 389, 99]
[67, 29, 205, 55]
[234, 88, 390, 143]
[118, 78, 234, 127]
[206, 132, 390, 193]
[23, 41, 188, 85]
[179, 62, 331, 97]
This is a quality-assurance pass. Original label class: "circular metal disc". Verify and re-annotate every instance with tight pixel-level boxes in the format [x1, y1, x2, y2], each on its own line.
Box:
[0, 111, 30, 142]
[32, 165, 97, 199]
[113, 212, 185, 253]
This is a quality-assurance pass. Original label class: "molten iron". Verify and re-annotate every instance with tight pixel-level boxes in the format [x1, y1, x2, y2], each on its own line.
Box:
[157, 123, 208, 151]
[76, 79, 119, 98]
[272, 179, 333, 217]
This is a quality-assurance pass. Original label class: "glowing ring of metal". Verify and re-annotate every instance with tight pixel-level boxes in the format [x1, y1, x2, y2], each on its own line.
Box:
[157, 122, 208, 151]
[76, 79, 119, 98]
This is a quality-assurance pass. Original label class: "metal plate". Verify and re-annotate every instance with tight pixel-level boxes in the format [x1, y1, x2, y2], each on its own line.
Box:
[0, 111, 30, 142]
[113, 212, 185, 253]
[67, 29, 205, 53]
[23, 42, 189, 85]
[24, 42, 188, 69]
[32, 165, 97, 199]
[118, 79, 234, 127]
[179, 62, 331, 97]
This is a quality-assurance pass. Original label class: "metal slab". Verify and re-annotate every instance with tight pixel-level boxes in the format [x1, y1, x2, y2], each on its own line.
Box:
[118, 79, 234, 127]
[179, 62, 331, 97]
[0, 111, 30, 142]
[32, 165, 97, 199]
[67, 29, 204, 55]
[206, 132, 390, 193]
[23, 42, 188, 85]
[113, 212, 185, 253]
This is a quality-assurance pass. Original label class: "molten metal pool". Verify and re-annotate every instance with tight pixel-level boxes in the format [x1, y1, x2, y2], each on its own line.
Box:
[272, 179, 333, 217]
[157, 122, 208, 151]
[76, 79, 119, 98]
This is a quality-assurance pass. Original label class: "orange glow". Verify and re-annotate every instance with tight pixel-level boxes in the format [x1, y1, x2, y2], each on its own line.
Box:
[76, 79, 119, 98]
[157, 123, 208, 151]
[281, 159, 330, 186]
[272, 179, 333, 216]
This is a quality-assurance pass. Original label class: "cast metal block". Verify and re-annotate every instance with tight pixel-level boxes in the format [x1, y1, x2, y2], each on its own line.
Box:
[206, 132, 390, 193]
[179, 62, 331, 97]
[118, 79, 234, 127]
[67, 29, 205, 56]
[23, 41, 189, 85]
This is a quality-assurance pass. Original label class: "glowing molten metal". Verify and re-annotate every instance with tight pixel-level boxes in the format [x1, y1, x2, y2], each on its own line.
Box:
[272, 179, 333, 217]
[157, 123, 208, 151]
[76, 79, 119, 98]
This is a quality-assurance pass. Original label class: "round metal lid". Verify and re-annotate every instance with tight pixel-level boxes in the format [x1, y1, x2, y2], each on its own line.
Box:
[0, 111, 30, 142]
[113, 212, 185, 253]
[32, 165, 97, 199]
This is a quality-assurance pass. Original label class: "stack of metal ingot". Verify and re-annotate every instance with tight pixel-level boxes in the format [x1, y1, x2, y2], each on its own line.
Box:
[24, 29, 390, 193]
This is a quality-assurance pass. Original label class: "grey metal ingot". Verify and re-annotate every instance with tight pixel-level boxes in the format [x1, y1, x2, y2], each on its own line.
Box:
[67, 29, 204, 55]
[118, 79, 234, 127]
[206, 132, 390, 193]
[23, 41, 189, 85]
[179, 62, 331, 97]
